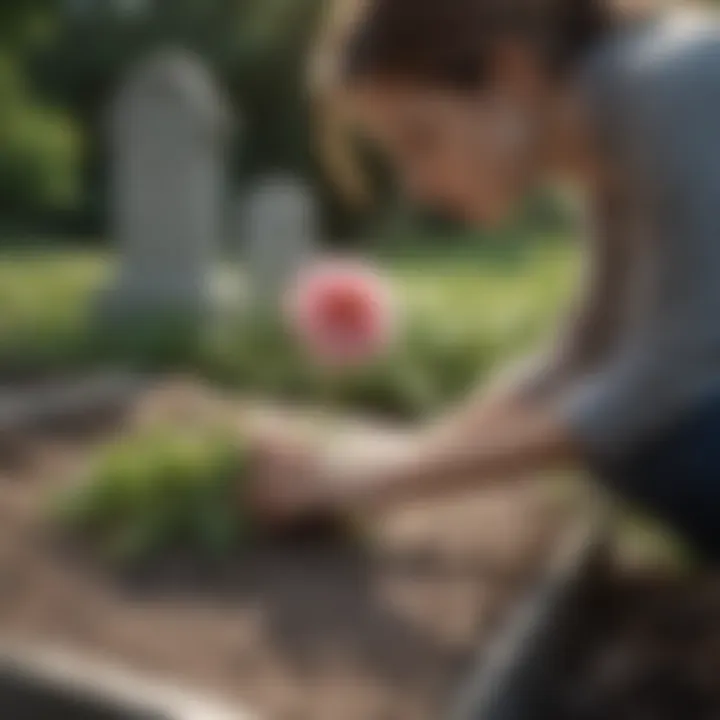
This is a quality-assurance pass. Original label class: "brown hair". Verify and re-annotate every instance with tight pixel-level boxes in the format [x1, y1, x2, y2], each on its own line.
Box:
[310, 0, 620, 203]
[343, 0, 614, 89]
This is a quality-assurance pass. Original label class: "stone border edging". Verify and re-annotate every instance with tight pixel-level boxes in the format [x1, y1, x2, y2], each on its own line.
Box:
[0, 642, 254, 719]
[449, 513, 610, 720]
[0, 373, 146, 433]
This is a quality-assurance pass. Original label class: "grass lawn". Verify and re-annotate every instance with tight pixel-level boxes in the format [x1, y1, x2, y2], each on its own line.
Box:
[0, 241, 577, 413]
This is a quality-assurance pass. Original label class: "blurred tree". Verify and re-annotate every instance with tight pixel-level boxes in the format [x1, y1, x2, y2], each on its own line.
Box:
[0, 54, 81, 215]
[1, 0, 365, 239]
[0, 0, 56, 51]
[0, 2, 82, 228]
[3, 0, 563, 244]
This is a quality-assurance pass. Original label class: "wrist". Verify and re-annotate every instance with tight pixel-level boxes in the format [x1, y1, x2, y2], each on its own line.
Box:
[317, 429, 422, 512]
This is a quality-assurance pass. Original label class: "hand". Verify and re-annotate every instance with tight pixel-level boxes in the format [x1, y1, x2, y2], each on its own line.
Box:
[246, 415, 418, 527]
[247, 424, 333, 527]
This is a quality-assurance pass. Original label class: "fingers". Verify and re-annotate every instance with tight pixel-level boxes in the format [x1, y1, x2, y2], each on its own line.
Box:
[246, 429, 319, 527]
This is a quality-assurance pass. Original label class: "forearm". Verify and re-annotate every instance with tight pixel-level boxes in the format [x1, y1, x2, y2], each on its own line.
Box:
[326, 384, 579, 512]
[418, 346, 575, 454]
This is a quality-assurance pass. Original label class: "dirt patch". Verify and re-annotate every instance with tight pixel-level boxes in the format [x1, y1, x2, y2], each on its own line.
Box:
[0, 380, 577, 719]
[552, 565, 720, 720]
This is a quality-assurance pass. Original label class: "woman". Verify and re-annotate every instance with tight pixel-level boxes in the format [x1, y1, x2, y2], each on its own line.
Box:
[252, 0, 720, 560]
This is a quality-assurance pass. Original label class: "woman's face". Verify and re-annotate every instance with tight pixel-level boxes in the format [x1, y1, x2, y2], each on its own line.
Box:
[347, 81, 545, 226]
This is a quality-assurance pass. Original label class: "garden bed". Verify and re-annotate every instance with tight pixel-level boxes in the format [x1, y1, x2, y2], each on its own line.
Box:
[0, 380, 592, 719]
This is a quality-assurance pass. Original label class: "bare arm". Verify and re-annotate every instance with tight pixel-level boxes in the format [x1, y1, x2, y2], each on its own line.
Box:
[253, 199, 621, 520]
[320, 378, 577, 513]
[319, 199, 624, 512]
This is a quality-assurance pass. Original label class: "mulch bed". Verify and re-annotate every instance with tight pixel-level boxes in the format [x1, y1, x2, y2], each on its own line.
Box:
[0, 380, 577, 719]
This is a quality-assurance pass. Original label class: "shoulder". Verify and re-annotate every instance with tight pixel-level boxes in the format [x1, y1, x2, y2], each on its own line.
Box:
[580, 11, 720, 170]
[582, 11, 720, 111]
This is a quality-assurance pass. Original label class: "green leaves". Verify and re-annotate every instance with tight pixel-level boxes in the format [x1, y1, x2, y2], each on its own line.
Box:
[52, 417, 359, 567]
[55, 427, 249, 564]
[0, 52, 82, 216]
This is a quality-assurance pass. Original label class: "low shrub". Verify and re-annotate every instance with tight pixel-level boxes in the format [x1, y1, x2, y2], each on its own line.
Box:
[55, 427, 249, 564]
[53, 421, 361, 565]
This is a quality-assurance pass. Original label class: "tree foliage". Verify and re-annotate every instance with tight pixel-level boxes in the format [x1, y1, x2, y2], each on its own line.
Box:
[1, 0, 346, 235]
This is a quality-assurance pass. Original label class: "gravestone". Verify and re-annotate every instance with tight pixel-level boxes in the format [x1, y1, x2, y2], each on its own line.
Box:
[242, 175, 320, 309]
[103, 48, 231, 322]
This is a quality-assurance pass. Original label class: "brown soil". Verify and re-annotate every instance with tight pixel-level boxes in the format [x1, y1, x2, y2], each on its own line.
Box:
[552, 566, 720, 720]
[0, 380, 576, 720]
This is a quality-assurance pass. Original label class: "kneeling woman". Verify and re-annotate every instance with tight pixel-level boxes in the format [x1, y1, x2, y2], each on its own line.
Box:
[253, 0, 720, 560]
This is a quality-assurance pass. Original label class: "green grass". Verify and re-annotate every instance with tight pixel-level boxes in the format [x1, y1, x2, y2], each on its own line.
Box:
[0, 242, 577, 416]
[0, 249, 109, 373]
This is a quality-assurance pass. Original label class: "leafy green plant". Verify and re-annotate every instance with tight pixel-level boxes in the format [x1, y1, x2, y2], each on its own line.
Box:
[54, 420, 365, 566]
[55, 427, 249, 564]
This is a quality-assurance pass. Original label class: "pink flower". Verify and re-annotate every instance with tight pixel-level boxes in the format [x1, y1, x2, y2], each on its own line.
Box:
[285, 259, 396, 367]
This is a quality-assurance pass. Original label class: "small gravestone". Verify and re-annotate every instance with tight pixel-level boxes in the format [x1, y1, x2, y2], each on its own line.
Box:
[242, 175, 320, 309]
[103, 48, 232, 323]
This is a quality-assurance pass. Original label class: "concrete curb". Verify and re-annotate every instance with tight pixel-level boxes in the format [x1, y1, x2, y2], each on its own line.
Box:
[0, 643, 253, 719]
[449, 514, 610, 720]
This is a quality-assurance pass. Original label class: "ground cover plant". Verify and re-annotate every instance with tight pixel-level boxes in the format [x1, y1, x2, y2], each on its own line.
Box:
[54, 425, 249, 564]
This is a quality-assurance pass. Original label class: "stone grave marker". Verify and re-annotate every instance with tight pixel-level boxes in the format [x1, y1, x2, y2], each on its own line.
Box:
[241, 174, 320, 309]
[103, 48, 232, 322]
